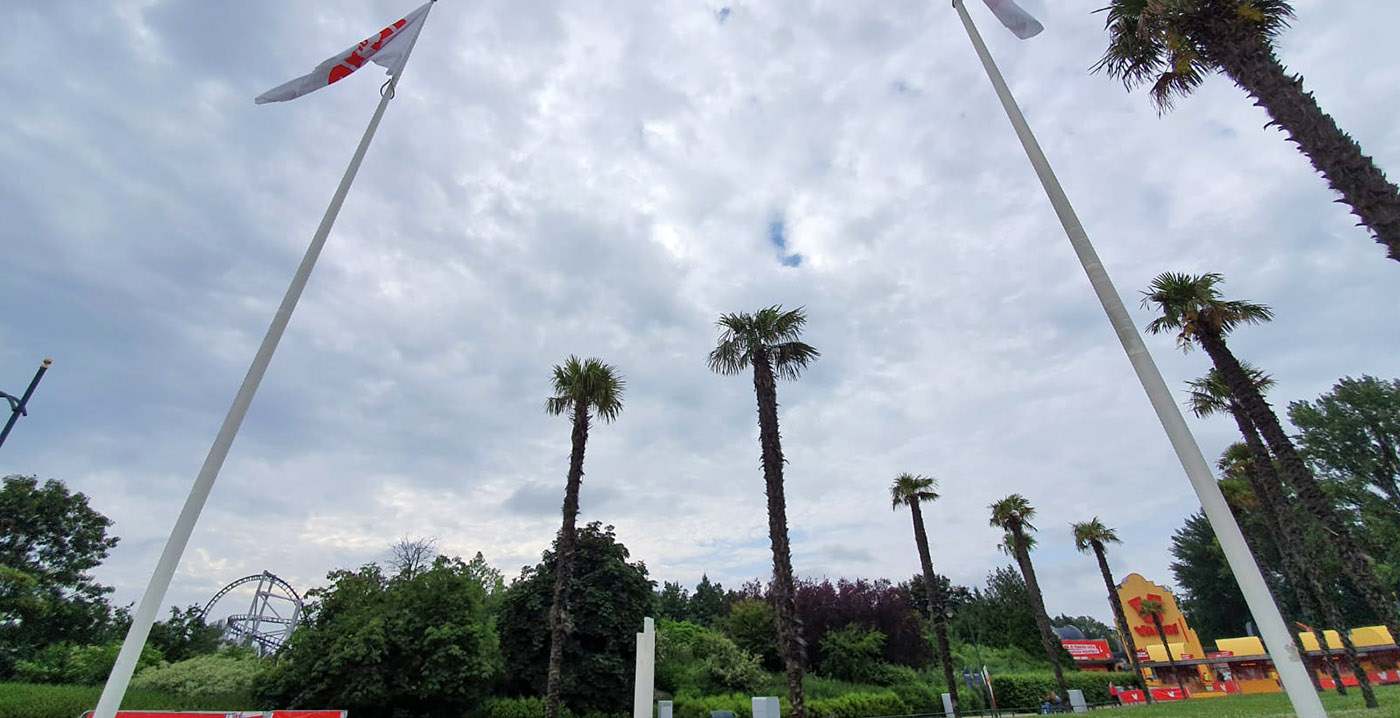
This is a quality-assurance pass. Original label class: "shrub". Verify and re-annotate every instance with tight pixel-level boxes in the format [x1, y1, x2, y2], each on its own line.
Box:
[130, 649, 264, 697]
[0, 682, 257, 718]
[806, 691, 906, 718]
[988, 671, 1139, 711]
[13, 642, 163, 685]
[818, 626, 888, 685]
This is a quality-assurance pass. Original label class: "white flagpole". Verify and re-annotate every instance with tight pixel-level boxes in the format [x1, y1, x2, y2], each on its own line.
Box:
[92, 7, 434, 717]
[949, 2, 1325, 716]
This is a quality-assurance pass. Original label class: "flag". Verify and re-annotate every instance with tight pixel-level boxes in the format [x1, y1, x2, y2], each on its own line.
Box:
[982, 0, 1043, 39]
[256, 2, 432, 104]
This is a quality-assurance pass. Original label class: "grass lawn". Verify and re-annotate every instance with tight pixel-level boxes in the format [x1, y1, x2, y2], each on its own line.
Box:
[1091, 684, 1399, 717]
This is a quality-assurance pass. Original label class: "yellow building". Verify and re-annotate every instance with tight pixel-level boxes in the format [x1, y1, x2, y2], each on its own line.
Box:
[1115, 573, 1209, 688]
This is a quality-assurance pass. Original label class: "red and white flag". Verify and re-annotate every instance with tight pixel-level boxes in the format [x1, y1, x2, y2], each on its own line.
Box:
[982, 0, 1043, 39]
[256, 2, 432, 104]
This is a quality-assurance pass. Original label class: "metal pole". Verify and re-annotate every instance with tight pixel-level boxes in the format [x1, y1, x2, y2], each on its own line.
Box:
[91, 9, 433, 716]
[949, 2, 1325, 716]
[0, 358, 52, 452]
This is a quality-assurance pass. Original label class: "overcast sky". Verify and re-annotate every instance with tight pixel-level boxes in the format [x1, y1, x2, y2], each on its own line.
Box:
[2, 0, 1397, 631]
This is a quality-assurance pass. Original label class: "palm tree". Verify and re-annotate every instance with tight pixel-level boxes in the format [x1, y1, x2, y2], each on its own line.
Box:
[1136, 598, 1189, 699]
[1187, 369, 1377, 706]
[1094, 1, 1400, 261]
[1071, 518, 1153, 704]
[988, 494, 1068, 703]
[1143, 271, 1400, 649]
[891, 473, 960, 717]
[543, 356, 625, 718]
[709, 305, 819, 718]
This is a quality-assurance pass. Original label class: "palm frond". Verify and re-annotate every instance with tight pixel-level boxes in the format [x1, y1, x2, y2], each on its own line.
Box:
[890, 472, 940, 510]
[546, 355, 626, 422]
[1071, 517, 1120, 553]
[709, 306, 818, 381]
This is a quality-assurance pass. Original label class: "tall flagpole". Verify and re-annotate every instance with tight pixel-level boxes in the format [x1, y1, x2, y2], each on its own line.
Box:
[949, 2, 1325, 716]
[92, 7, 433, 717]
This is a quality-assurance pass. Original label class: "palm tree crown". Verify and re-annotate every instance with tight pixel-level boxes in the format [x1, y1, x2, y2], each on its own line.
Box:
[707, 306, 820, 380]
[1071, 518, 1120, 554]
[546, 356, 625, 421]
[1185, 364, 1274, 418]
[1141, 272, 1274, 351]
[989, 494, 1037, 534]
[890, 473, 940, 511]
[1094, 0, 1295, 111]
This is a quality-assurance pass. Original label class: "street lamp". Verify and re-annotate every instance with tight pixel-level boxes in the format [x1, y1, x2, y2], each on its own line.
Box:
[0, 359, 52, 452]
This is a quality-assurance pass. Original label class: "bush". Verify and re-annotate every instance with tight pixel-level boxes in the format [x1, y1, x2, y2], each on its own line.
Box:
[13, 642, 163, 685]
[671, 692, 761, 718]
[658, 621, 766, 695]
[806, 691, 906, 718]
[818, 626, 888, 685]
[988, 671, 1139, 711]
[130, 649, 264, 697]
[0, 682, 257, 718]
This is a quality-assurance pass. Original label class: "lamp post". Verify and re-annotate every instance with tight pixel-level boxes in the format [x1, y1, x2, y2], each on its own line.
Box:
[0, 359, 52, 452]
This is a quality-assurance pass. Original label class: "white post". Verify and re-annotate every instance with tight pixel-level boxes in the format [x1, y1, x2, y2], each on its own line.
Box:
[633, 617, 656, 718]
[91, 10, 434, 717]
[950, 3, 1324, 717]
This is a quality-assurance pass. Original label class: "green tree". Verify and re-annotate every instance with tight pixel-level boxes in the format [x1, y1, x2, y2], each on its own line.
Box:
[466, 551, 506, 612]
[497, 523, 653, 716]
[655, 581, 691, 623]
[543, 355, 625, 718]
[817, 624, 887, 684]
[1070, 518, 1152, 704]
[254, 556, 500, 718]
[1169, 512, 1251, 641]
[1188, 368, 1374, 703]
[0, 475, 121, 676]
[1142, 271, 1400, 647]
[1094, 1, 1400, 261]
[1290, 376, 1400, 511]
[947, 567, 1044, 663]
[1136, 598, 1189, 698]
[146, 604, 223, 664]
[690, 575, 728, 627]
[890, 472, 960, 717]
[989, 494, 1067, 703]
[708, 305, 819, 718]
[721, 599, 780, 671]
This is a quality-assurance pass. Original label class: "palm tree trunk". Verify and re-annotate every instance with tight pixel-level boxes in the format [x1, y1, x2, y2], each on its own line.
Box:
[1011, 528, 1068, 702]
[545, 402, 591, 718]
[1197, 329, 1400, 649]
[752, 352, 806, 718]
[1093, 544, 1153, 703]
[909, 501, 960, 717]
[1213, 36, 1400, 261]
[1152, 615, 1189, 698]
[1230, 407, 1376, 703]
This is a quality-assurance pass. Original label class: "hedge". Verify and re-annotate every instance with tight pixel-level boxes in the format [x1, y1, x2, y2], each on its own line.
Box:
[480, 696, 628, 718]
[989, 672, 1140, 712]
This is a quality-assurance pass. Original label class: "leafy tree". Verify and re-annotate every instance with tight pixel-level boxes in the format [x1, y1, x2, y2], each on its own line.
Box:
[946, 567, 1045, 664]
[0, 475, 121, 676]
[1169, 511, 1251, 642]
[255, 557, 499, 718]
[721, 599, 780, 671]
[257, 556, 497, 716]
[792, 578, 930, 670]
[1094, 1, 1400, 261]
[690, 575, 729, 627]
[655, 620, 765, 695]
[497, 523, 652, 716]
[989, 495, 1067, 702]
[543, 355, 625, 718]
[890, 472, 959, 716]
[708, 305, 819, 718]
[1290, 376, 1400, 511]
[466, 551, 506, 611]
[655, 581, 692, 623]
[146, 604, 223, 664]
[1070, 518, 1151, 703]
[817, 624, 887, 684]
[1136, 598, 1188, 698]
[1142, 272, 1400, 645]
[1189, 369, 1375, 703]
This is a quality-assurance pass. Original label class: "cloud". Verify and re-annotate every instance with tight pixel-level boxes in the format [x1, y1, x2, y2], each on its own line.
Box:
[1, 0, 1397, 634]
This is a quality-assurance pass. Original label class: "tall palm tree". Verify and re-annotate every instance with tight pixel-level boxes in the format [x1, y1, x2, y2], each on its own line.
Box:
[1071, 519, 1154, 704]
[1136, 598, 1189, 699]
[1143, 271, 1400, 649]
[1187, 369, 1377, 706]
[709, 305, 819, 718]
[1094, 1, 1400, 261]
[543, 356, 625, 718]
[891, 473, 960, 717]
[989, 494, 1068, 703]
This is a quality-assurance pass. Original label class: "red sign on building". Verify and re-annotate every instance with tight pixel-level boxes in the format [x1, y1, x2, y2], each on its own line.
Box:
[1061, 639, 1113, 662]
